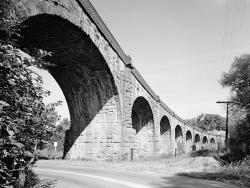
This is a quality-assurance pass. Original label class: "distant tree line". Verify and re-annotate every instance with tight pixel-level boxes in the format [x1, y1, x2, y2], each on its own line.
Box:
[186, 113, 226, 131]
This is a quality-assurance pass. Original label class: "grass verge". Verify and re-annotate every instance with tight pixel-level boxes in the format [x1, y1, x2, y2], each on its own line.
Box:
[178, 157, 250, 187]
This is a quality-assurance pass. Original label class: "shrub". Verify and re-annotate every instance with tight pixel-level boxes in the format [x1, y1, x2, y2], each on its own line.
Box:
[0, 42, 59, 186]
[191, 148, 219, 158]
[35, 149, 63, 160]
[178, 156, 250, 187]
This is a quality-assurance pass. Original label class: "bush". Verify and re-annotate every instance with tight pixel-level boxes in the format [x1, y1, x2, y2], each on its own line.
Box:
[227, 119, 250, 160]
[35, 149, 63, 160]
[0, 42, 59, 186]
[178, 156, 250, 187]
[191, 149, 214, 157]
[23, 168, 39, 188]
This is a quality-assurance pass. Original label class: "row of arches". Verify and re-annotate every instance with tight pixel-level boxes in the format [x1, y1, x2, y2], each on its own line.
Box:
[131, 96, 216, 156]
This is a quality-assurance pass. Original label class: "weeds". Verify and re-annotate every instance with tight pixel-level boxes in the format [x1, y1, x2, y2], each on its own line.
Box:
[178, 156, 250, 187]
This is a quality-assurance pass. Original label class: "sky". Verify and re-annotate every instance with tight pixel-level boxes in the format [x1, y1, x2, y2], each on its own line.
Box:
[40, 0, 250, 120]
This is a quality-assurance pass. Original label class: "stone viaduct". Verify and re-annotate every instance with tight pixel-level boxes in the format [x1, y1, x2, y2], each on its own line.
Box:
[10, 0, 224, 160]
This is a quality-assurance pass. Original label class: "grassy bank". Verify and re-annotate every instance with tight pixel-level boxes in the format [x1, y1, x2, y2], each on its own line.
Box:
[180, 149, 250, 187]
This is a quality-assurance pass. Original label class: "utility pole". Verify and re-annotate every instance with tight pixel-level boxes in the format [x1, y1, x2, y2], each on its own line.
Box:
[216, 101, 234, 143]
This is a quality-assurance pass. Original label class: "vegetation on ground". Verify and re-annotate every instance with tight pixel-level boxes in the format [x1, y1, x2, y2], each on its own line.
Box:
[178, 156, 250, 187]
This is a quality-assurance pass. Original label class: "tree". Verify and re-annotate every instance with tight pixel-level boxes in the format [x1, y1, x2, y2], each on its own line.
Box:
[0, 0, 62, 186]
[220, 54, 250, 118]
[220, 54, 250, 159]
[0, 44, 60, 186]
[52, 118, 70, 152]
[38, 118, 70, 159]
[186, 113, 226, 131]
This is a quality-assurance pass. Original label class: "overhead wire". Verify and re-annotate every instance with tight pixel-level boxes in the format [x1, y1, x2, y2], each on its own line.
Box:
[223, 0, 245, 62]
[225, 0, 234, 61]
[222, 0, 231, 65]
[235, 0, 246, 48]
[230, 0, 242, 52]
[222, 0, 230, 47]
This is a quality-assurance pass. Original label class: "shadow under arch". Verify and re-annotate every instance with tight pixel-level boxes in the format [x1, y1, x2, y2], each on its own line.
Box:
[186, 130, 192, 141]
[131, 96, 155, 157]
[132, 97, 154, 133]
[175, 125, 183, 140]
[203, 136, 208, 144]
[185, 130, 192, 152]
[160, 116, 171, 135]
[210, 138, 215, 144]
[175, 125, 184, 155]
[194, 134, 201, 150]
[18, 14, 121, 159]
[160, 116, 171, 155]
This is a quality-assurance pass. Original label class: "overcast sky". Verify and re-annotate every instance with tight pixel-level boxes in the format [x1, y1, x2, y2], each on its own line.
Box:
[41, 0, 250, 120]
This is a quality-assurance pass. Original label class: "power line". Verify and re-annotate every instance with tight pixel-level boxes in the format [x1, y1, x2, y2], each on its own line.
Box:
[231, 0, 243, 50]
[235, 0, 246, 47]
[222, 0, 230, 46]
[222, 0, 245, 63]
[222, 0, 232, 65]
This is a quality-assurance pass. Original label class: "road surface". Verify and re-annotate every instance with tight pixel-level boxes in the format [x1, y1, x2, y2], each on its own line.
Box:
[34, 160, 242, 188]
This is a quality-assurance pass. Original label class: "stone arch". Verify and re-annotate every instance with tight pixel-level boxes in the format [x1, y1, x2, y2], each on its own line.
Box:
[160, 116, 171, 154]
[194, 134, 201, 150]
[210, 138, 215, 144]
[132, 96, 155, 157]
[16, 12, 122, 160]
[175, 125, 184, 155]
[175, 125, 183, 140]
[12, 0, 121, 90]
[186, 130, 192, 141]
[132, 97, 154, 133]
[185, 130, 192, 152]
[203, 136, 208, 144]
[194, 134, 200, 143]
[160, 116, 171, 135]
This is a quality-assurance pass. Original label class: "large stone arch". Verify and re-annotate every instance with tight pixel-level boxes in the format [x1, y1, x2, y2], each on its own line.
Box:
[159, 116, 171, 155]
[185, 130, 192, 152]
[132, 96, 155, 157]
[12, 1, 123, 160]
[175, 125, 184, 155]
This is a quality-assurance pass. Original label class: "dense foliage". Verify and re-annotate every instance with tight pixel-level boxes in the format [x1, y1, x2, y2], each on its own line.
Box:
[36, 118, 70, 159]
[0, 1, 63, 186]
[0, 44, 60, 187]
[0, 0, 20, 46]
[220, 54, 250, 160]
[51, 118, 70, 152]
[186, 113, 226, 131]
[220, 54, 250, 116]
